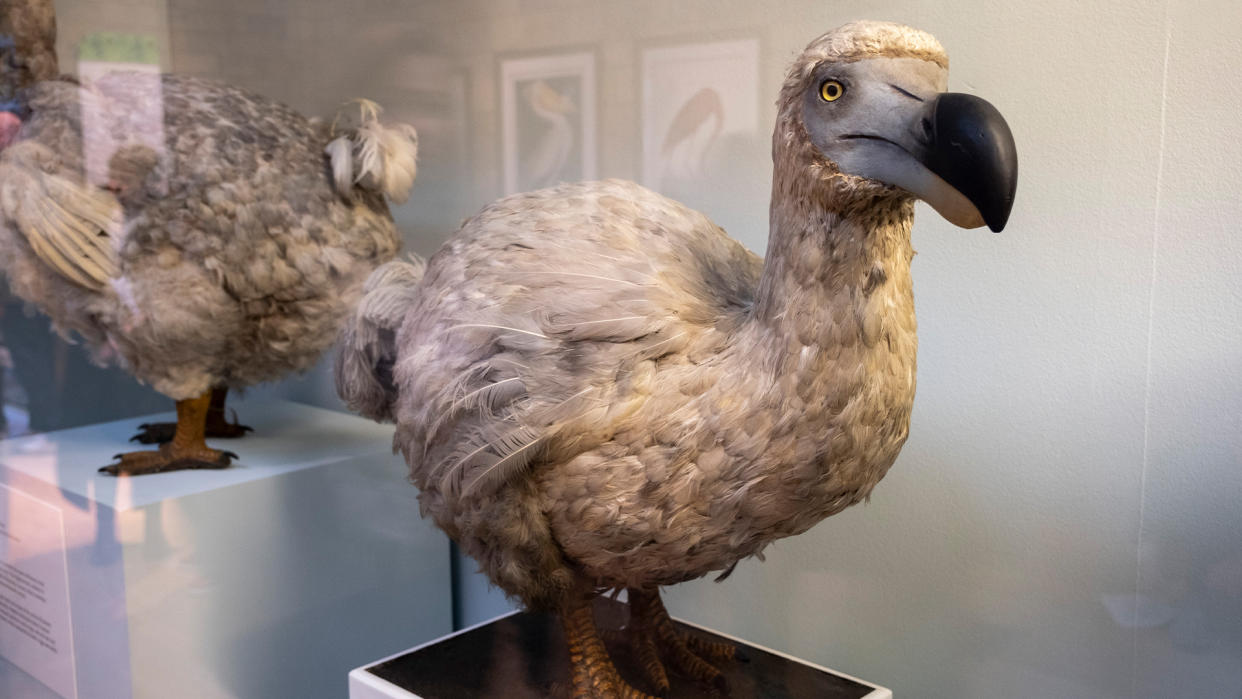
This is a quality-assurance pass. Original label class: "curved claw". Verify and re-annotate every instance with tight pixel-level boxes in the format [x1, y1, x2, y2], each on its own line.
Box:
[129, 421, 177, 444]
[227, 408, 254, 434]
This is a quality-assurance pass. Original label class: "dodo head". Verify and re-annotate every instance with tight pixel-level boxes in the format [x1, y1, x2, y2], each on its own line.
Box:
[779, 21, 1017, 232]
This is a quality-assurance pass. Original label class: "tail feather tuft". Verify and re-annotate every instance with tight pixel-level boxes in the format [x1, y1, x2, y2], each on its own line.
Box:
[325, 100, 419, 203]
[334, 256, 425, 422]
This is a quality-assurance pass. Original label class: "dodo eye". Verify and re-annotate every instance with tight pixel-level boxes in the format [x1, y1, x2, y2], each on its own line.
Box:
[819, 80, 845, 102]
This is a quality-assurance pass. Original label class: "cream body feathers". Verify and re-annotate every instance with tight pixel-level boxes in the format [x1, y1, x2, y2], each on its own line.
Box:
[342, 175, 916, 609]
[0, 73, 416, 399]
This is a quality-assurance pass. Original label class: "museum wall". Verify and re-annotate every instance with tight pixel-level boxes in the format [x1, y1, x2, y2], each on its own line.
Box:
[9, 0, 1240, 697]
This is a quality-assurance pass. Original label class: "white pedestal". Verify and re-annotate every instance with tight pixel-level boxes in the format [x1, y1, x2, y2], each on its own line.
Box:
[0, 400, 452, 699]
[349, 599, 893, 699]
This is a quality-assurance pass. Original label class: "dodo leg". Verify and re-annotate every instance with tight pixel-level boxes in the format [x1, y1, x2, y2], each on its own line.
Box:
[130, 386, 253, 444]
[101, 391, 237, 476]
[628, 588, 741, 695]
[202, 386, 254, 437]
[625, 594, 671, 696]
[562, 595, 655, 699]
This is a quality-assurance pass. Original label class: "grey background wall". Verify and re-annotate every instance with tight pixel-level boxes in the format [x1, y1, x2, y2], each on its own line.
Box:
[12, 1, 1239, 697]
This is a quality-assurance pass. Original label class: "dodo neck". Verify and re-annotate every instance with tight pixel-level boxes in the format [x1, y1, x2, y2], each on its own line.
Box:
[751, 160, 915, 335]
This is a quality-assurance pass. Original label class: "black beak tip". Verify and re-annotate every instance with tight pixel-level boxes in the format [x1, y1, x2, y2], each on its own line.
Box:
[929, 93, 1018, 234]
[987, 204, 1012, 233]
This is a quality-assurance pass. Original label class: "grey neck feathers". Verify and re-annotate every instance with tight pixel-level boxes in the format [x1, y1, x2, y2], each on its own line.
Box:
[750, 138, 915, 353]
[723, 137, 919, 528]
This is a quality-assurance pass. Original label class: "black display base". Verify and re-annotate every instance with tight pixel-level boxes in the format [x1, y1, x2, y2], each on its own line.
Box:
[359, 597, 887, 699]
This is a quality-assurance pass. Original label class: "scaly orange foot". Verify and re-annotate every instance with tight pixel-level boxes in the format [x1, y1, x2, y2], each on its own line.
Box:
[100, 443, 236, 476]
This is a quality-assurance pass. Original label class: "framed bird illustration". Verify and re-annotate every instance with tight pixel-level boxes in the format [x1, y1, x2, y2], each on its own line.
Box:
[500, 49, 598, 195]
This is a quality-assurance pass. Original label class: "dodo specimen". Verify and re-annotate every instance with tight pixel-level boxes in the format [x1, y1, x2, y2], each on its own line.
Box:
[338, 21, 1016, 698]
[0, 0, 417, 474]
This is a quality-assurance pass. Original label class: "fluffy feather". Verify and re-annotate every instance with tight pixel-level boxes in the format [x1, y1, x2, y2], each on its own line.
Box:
[443, 423, 545, 497]
[326, 99, 419, 203]
[335, 257, 426, 421]
[443, 375, 527, 426]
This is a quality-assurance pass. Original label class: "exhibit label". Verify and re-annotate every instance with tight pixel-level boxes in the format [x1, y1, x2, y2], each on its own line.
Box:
[0, 484, 78, 699]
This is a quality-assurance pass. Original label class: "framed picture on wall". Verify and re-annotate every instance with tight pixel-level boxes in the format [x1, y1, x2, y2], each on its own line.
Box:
[500, 50, 597, 195]
[640, 38, 761, 194]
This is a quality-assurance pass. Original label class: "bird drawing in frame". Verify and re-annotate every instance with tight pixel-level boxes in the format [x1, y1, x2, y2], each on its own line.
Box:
[338, 21, 1016, 698]
[520, 79, 578, 190]
[658, 86, 724, 187]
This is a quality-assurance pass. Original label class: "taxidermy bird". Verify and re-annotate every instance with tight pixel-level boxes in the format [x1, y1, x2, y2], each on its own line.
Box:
[338, 21, 1016, 698]
[0, 0, 418, 475]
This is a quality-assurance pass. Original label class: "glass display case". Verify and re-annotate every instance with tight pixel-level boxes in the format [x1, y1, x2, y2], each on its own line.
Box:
[2, 1, 1240, 698]
[0, 400, 451, 699]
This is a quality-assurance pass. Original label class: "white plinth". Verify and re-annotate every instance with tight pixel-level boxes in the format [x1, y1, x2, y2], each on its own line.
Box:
[0, 400, 452, 699]
[349, 601, 894, 699]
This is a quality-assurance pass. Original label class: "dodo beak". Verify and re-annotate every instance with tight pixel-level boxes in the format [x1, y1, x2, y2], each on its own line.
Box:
[916, 93, 1018, 232]
[831, 86, 1018, 232]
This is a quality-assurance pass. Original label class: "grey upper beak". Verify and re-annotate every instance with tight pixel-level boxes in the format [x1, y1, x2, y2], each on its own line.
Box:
[918, 93, 1018, 232]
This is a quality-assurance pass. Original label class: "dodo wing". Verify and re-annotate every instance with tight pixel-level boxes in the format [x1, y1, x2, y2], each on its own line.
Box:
[0, 140, 121, 291]
[400, 181, 762, 500]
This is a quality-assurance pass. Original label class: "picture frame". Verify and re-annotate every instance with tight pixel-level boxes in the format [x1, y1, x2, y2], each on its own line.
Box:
[639, 38, 761, 193]
[499, 50, 597, 195]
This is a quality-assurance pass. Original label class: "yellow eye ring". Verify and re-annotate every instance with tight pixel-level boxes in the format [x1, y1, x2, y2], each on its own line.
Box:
[819, 80, 844, 102]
